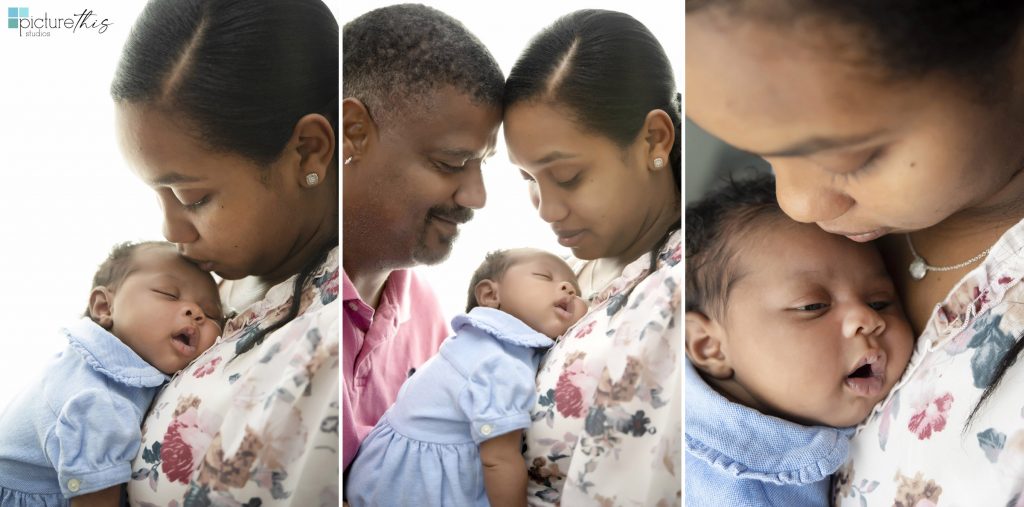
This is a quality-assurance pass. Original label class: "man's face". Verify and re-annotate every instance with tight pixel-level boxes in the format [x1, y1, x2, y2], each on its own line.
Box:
[343, 86, 501, 269]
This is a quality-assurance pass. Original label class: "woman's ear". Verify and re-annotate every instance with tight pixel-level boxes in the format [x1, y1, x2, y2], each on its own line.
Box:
[642, 109, 674, 172]
[342, 97, 376, 167]
[290, 113, 337, 188]
[473, 279, 501, 309]
[685, 311, 733, 379]
[88, 287, 115, 330]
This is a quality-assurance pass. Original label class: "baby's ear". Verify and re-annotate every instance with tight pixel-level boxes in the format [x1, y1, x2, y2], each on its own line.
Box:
[473, 279, 500, 309]
[88, 287, 115, 329]
[685, 311, 733, 379]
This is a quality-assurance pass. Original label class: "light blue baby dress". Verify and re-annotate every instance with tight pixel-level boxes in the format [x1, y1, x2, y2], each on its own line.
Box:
[346, 307, 554, 507]
[0, 318, 167, 506]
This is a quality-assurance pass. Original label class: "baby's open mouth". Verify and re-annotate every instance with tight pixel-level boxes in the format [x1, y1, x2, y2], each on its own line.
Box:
[845, 350, 887, 398]
[553, 297, 573, 319]
[171, 326, 198, 356]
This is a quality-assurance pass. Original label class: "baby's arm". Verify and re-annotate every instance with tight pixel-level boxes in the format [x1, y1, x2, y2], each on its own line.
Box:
[480, 429, 527, 507]
[70, 485, 120, 507]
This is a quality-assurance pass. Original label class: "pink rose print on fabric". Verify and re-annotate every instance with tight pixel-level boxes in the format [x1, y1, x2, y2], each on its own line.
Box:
[555, 370, 584, 418]
[573, 321, 596, 340]
[192, 357, 221, 378]
[908, 393, 954, 440]
[160, 406, 219, 483]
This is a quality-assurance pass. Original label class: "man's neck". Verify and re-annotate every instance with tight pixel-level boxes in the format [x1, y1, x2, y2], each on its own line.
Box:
[345, 261, 393, 310]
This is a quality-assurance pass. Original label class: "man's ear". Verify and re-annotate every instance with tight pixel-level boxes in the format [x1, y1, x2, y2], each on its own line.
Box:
[685, 311, 733, 379]
[342, 97, 377, 166]
[88, 287, 115, 330]
[473, 280, 500, 309]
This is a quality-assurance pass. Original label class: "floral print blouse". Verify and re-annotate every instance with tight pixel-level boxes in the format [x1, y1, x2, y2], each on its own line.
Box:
[525, 231, 682, 506]
[835, 220, 1024, 506]
[127, 247, 339, 506]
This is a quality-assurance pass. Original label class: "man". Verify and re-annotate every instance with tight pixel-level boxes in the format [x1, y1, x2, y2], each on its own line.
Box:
[341, 3, 504, 472]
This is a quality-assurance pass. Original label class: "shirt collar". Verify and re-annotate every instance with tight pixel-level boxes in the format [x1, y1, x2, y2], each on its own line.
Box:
[63, 317, 169, 388]
[685, 358, 853, 485]
[451, 307, 555, 349]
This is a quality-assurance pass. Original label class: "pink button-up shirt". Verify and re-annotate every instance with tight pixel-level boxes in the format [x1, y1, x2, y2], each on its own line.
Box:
[342, 268, 449, 471]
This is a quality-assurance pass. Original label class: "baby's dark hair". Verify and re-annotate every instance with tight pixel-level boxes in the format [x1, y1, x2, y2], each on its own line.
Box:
[686, 172, 786, 318]
[465, 250, 519, 312]
[83, 240, 174, 317]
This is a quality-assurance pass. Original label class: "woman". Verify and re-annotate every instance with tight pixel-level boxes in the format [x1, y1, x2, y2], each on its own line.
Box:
[111, 0, 339, 503]
[687, 1, 1024, 505]
[503, 10, 682, 505]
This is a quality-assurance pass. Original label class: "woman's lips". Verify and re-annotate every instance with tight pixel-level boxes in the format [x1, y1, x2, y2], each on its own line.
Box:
[820, 226, 889, 243]
[554, 229, 585, 247]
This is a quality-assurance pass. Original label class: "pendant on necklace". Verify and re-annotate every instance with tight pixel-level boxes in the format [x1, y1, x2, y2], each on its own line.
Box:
[909, 257, 928, 280]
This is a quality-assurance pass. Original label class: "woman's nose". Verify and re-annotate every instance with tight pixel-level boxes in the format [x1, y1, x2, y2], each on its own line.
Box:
[559, 281, 577, 296]
[842, 304, 886, 339]
[772, 161, 854, 224]
[533, 186, 569, 224]
[160, 198, 199, 244]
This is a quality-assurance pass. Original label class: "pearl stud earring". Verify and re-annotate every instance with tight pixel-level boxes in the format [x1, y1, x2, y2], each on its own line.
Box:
[653, 157, 665, 169]
[305, 173, 320, 187]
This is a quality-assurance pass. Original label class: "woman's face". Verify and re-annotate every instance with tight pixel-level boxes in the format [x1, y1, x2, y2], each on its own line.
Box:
[115, 104, 319, 282]
[504, 102, 661, 261]
[686, 12, 1024, 241]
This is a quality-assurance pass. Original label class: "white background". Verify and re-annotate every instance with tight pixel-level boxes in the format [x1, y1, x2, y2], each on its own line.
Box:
[345, 0, 684, 320]
[0, 0, 342, 412]
[0, 0, 680, 412]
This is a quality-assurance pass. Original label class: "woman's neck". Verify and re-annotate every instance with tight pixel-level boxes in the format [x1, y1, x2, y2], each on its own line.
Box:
[608, 193, 680, 268]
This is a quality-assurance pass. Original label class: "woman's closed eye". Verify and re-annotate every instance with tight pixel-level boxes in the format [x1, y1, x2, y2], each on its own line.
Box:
[555, 172, 582, 188]
[182, 195, 210, 211]
[433, 160, 465, 173]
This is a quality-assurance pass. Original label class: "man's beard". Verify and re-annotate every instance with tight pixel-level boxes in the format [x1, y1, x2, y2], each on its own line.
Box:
[411, 204, 474, 265]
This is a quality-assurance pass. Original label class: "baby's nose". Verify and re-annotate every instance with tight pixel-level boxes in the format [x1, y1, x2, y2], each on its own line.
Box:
[559, 281, 577, 296]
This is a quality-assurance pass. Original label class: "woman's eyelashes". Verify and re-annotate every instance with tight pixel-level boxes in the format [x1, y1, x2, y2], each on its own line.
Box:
[433, 160, 466, 173]
[183, 195, 210, 211]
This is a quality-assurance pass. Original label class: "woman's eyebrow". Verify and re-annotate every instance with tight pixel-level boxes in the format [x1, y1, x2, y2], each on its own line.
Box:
[151, 172, 203, 185]
[757, 131, 884, 158]
[532, 150, 578, 166]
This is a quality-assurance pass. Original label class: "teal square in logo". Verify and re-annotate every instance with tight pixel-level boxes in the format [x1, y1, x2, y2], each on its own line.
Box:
[19, 7, 27, 16]
[7, 18, 16, 28]
[7, 7, 17, 17]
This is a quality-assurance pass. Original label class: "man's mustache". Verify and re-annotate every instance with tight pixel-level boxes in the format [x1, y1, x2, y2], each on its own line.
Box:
[428, 206, 474, 225]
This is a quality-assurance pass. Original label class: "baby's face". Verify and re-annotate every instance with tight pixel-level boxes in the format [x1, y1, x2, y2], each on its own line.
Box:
[493, 251, 588, 339]
[718, 222, 913, 427]
[106, 246, 223, 374]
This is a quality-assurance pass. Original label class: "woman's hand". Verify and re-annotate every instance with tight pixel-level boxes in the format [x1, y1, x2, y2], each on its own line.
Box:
[70, 485, 121, 507]
[480, 429, 528, 507]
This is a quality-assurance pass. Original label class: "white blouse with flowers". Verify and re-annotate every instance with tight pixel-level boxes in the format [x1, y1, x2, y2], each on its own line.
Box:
[127, 247, 339, 506]
[525, 231, 681, 507]
[835, 220, 1024, 506]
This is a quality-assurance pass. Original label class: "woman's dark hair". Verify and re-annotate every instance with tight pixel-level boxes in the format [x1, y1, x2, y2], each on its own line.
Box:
[111, 0, 339, 354]
[505, 9, 682, 272]
[686, 172, 784, 318]
[111, 0, 339, 166]
[688, 0, 1024, 90]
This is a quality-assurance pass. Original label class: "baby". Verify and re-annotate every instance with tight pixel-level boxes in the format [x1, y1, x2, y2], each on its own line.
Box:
[684, 174, 914, 507]
[346, 248, 588, 507]
[0, 241, 222, 505]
